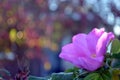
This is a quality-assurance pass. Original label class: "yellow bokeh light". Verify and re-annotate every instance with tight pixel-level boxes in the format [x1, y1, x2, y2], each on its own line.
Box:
[9, 29, 17, 42]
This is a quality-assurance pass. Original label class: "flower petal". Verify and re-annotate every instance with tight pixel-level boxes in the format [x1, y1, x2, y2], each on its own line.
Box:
[72, 34, 90, 56]
[59, 28, 114, 71]
[59, 43, 85, 65]
[59, 43, 83, 57]
[86, 28, 105, 53]
[96, 32, 115, 56]
[78, 56, 104, 71]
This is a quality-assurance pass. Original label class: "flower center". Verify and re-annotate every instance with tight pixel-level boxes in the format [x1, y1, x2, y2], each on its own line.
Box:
[91, 54, 96, 58]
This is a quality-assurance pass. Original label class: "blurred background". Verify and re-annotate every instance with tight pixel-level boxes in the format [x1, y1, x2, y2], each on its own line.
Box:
[0, 0, 120, 79]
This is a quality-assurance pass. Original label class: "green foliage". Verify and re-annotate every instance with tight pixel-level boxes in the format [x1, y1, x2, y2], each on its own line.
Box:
[65, 67, 79, 73]
[84, 69, 111, 80]
[61, 66, 112, 80]
[111, 53, 120, 59]
[100, 70, 112, 80]
[84, 73, 100, 80]
[110, 39, 120, 68]
[111, 39, 120, 54]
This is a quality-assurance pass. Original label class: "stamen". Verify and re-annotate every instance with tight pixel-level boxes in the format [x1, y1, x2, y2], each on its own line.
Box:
[91, 54, 96, 58]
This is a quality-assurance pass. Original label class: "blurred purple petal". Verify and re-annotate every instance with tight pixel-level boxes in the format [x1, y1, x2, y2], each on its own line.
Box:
[78, 56, 104, 71]
[72, 34, 90, 56]
[86, 28, 105, 53]
[96, 32, 115, 56]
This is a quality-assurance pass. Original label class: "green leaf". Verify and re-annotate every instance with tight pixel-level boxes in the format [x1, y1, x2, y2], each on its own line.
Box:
[111, 39, 120, 54]
[65, 68, 75, 73]
[65, 67, 79, 73]
[111, 53, 120, 59]
[84, 69, 112, 80]
[100, 70, 112, 80]
[84, 73, 100, 80]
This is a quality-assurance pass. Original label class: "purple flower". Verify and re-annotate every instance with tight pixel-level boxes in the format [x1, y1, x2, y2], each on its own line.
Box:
[59, 28, 115, 71]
